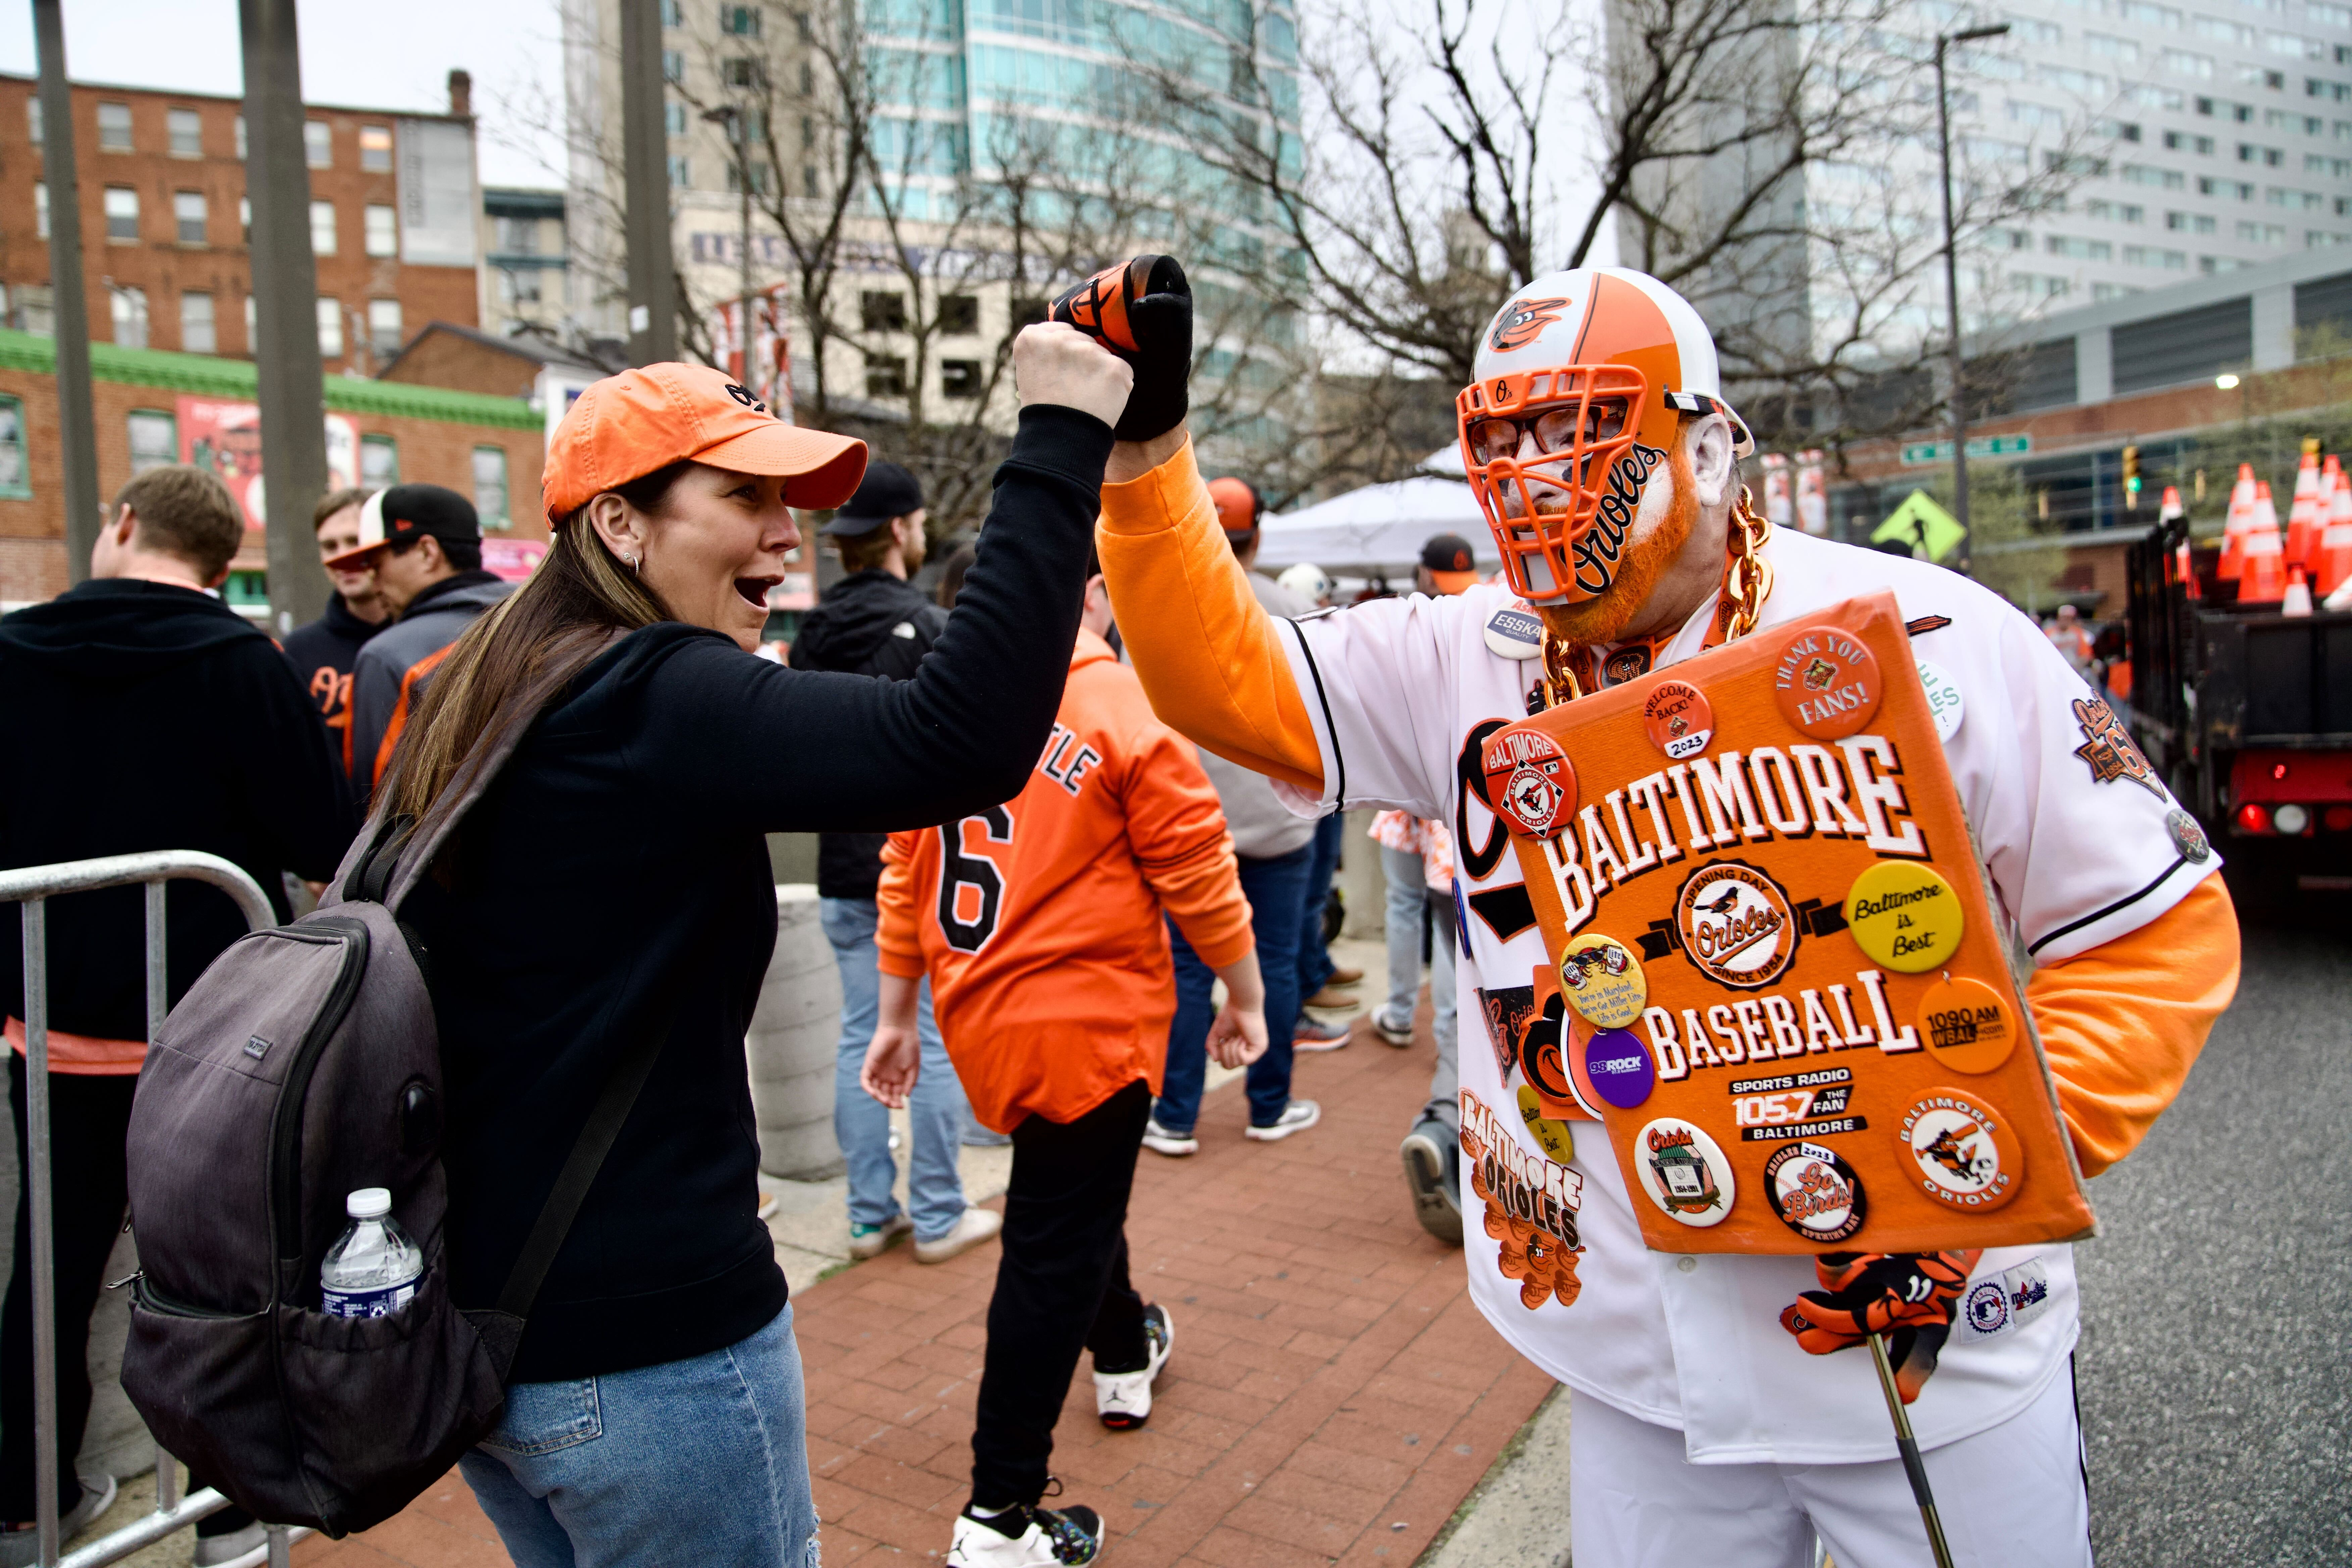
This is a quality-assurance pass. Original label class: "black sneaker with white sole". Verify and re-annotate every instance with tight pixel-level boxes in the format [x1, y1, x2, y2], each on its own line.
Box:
[1094, 1303, 1173, 1429]
[1400, 1117, 1463, 1245]
[948, 1501, 1105, 1566]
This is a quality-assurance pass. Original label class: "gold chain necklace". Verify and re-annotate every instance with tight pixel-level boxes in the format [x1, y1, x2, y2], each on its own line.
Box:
[1538, 486, 1775, 710]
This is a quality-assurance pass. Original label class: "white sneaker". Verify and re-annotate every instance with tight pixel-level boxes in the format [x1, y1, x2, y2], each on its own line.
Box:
[1373, 1008, 1415, 1046]
[948, 1502, 1105, 1566]
[1245, 1100, 1321, 1141]
[1094, 1303, 1173, 1429]
[915, 1206, 1004, 1264]
[0, 1475, 115, 1568]
[847, 1213, 913, 1260]
[1140, 1118, 1198, 1157]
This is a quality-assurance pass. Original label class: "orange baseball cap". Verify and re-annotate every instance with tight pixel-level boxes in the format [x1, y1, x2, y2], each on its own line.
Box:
[542, 363, 867, 524]
[1208, 476, 1262, 537]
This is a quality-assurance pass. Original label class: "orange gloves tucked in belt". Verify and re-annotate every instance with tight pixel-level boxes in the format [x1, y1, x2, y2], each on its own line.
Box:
[1780, 1250, 1980, 1405]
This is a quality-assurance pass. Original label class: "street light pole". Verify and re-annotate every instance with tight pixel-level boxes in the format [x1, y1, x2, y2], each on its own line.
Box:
[703, 104, 754, 377]
[1935, 22, 2008, 578]
[32, 0, 100, 585]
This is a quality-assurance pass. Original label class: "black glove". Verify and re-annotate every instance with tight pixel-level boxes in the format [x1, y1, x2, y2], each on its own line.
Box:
[1779, 1250, 1978, 1405]
[1048, 254, 1191, 441]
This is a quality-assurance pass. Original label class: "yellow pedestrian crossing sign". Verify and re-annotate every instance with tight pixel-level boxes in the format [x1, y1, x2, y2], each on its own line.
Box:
[1872, 490, 1966, 564]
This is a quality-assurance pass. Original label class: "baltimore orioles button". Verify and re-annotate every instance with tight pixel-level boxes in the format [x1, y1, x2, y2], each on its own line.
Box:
[1771, 624, 1882, 739]
[1482, 723, 1576, 838]
[1634, 1117, 1735, 1227]
[1559, 933, 1647, 1029]
[1895, 1087, 2023, 1212]
[1916, 975, 2018, 1074]
[1642, 679, 1714, 760]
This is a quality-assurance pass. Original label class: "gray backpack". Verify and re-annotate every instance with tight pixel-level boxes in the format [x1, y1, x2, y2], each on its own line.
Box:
[120, 635, 658, 1536]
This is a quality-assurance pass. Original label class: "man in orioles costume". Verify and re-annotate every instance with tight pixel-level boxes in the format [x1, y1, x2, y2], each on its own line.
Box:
[1057, 256, 2240, 1565]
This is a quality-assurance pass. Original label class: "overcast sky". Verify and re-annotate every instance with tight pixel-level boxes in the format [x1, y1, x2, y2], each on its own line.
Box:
[0, 0, 570, 189]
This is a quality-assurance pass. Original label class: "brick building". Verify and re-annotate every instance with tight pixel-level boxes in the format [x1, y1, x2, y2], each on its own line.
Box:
[0, 70, 481, 376]
[0, 329, 545, 608]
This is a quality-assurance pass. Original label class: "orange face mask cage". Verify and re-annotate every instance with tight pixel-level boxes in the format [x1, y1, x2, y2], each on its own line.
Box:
[1457, 364, 1661, 605]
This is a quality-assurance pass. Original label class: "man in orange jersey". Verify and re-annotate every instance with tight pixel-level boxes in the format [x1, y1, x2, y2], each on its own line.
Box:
[864, 554, 1267, 1568]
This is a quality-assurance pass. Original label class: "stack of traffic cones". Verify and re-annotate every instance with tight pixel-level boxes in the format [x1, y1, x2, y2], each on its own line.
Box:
[2283, 444, 2324, 572]
[2238, 481, 2288, 603]
[2218, 463, 2257, 583]
[2315, 458, 2352, 601]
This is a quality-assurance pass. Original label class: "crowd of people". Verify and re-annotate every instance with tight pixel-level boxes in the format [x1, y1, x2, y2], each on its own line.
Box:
[0, 254, 2240, 1568]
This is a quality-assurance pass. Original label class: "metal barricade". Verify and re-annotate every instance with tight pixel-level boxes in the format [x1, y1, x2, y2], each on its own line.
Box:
[0, 852, 298, 1568]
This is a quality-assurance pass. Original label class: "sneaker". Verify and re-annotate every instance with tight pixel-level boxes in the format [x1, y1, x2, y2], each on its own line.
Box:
[1373, 1007, 1415, 1046]
[1325, 964, 1365, 986]
[1245, 1100, 1321, 1141]
[1400, 1118, 1463, 1245]
[0, 1474, 116, 1568]
[1301, 985, 1360, 1011]
[915, 1206, 1004, 1264]
[1292, 1017, 1352, 1052]
[963, 1127, 1013, 1147]
[193, 1521, 272, 1567]
[1094, 1303, 1174, 1429]
[948, 1501, 1105, 1566]
[1140, 1118, 1198, 1157]
[847, 1213, 913, 1260]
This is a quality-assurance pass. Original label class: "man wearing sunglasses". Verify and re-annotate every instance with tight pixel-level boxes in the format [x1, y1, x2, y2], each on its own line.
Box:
[1063, 256, 2238, 1565]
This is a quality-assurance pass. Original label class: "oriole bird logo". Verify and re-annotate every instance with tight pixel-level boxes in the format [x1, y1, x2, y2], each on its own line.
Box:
[1489, 296, 1569, 353]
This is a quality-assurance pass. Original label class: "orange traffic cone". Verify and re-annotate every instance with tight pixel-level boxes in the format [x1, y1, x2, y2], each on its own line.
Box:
[2219, 463, 2257, 581]
[2284, 445, 2323, 570]
[2315, 464, 2352, 599]
[2282, 565, 2314, 617]
[2239, 483, 2287, 603]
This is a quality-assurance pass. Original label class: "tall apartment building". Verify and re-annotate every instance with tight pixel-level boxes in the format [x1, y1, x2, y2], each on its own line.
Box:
[481, 185, 570, 337]
[560, 0, 1301, 431]
[0, 71, 481, 377]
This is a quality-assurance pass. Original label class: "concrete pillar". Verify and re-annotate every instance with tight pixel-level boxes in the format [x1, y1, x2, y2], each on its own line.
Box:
[1335, 809, 1387, 941]
[2250, 283, 2296, 372]
[745, 885, 846, 1179]
[2076, 329, 2114, 404]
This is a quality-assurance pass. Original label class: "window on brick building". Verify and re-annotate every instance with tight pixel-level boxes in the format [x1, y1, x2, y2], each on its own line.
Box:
[305, 120, 332, 168]
[359, 125, 393, 172]
[128, 410, 178, 474]
[316, 297, 343, 357]
[26, 98, 40, 145]
[180, 291, 216, 353]
[103, 187, 138, 242]
[0, 397, 29, 498]
[368, 299, 403, 357]
[310, 200, 337, 254]
[361, 435, 399, 488]
[97, 102, 132, 152]
[472, 446, 510, 528]
[167, 109, 202, 157]
[365, 204, 398, 257]
[110, 286, 148, 349]
[174, 191, 207, 245]
[35, 185, 48, 241]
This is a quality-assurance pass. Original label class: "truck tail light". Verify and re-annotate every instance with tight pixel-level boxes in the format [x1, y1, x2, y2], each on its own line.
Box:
[2236, 802, 2272, 835]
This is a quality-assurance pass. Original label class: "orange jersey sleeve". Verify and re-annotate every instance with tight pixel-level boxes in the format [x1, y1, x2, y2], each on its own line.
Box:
[2029, 871, 2239, 1177]
[874, 830, 928, 981]
[1096, 439, 1325, 790]
[1117, 721, 1254, 971]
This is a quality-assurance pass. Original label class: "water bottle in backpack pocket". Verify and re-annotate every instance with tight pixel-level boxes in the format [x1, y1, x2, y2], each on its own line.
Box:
[321, 1189, 423, 1319]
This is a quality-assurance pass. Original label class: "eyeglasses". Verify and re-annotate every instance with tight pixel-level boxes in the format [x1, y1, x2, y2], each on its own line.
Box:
[1465, 396, 1633, 467]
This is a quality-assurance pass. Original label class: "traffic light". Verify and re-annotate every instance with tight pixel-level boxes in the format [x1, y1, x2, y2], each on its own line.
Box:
[2123, 444, 2142, 505]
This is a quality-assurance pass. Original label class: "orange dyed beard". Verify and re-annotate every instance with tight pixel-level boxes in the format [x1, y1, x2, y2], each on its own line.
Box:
[1535, 442, 1699, 648]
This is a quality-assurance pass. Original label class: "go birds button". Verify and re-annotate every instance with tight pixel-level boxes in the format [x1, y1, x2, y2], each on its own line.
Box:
[1771, 624, 1882, 739]
[1843, 862, 1962, 973]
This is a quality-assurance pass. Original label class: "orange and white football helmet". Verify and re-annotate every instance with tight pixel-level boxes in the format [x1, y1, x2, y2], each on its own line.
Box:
[1458, 268, 1752, 605]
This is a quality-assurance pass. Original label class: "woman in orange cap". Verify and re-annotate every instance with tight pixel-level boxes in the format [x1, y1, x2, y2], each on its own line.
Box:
[370, 325, 1131, 1567]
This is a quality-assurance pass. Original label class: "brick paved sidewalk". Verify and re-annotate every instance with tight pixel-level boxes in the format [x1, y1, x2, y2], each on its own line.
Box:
[296, 994, 1553, 1568]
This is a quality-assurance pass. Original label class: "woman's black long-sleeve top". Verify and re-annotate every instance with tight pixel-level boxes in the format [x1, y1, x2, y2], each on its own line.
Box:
[402, 406, 1113, 1382]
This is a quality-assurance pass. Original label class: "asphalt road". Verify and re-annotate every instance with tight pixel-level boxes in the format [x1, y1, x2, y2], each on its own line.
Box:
[2074, 867, 2351, 1566]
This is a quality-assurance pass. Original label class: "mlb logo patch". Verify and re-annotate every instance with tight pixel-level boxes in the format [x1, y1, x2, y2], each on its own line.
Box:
[1961, 1256, 2053, 1338]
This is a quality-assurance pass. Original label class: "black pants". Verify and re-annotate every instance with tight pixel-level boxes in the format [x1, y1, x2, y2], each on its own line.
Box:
[970, 1078, 1150, 1508]
[0, 1059, 247, 1534]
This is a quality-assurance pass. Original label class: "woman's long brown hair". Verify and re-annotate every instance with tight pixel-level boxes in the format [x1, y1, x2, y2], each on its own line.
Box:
[379, 464, 686, 822]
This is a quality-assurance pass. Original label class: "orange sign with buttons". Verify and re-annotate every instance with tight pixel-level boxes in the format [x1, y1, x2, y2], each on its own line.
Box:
[1486, 591, 2096, 1256]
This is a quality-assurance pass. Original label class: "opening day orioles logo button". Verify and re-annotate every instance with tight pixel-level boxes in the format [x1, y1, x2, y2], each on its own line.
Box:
[1635, 1117, 1734, 1226]
[1582, 1027, 1655, 1110]
[1771, 624, 1882, 739]
[1896, 1087, 2022, 1211]
[1844, 862, 1963, 972]
[1916, 975, 2019, 1074]
[1482, 724, 1576, 838]
[1764, 1140, 1867, 1244]
[1673, 861, 1799, 989]
[1643, 679, 1714, 761]
[1559, 934, 1647, 1028]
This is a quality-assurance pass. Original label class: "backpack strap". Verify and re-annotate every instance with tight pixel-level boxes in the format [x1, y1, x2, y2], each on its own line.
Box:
[461, 1010, 673, 1381]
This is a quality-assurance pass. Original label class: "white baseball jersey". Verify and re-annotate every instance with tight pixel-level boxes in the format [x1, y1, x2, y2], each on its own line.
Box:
[1270, 528, 2215, 1464]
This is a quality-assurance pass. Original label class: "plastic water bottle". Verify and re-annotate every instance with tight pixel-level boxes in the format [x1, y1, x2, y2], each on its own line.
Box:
[320, 1188, 423, 1319]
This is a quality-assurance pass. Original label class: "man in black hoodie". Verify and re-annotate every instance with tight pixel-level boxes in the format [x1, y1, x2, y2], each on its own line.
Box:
[0, 465, 353, 1563]
[280, 486, 388, 783]
[790, 463, 1000, 1262]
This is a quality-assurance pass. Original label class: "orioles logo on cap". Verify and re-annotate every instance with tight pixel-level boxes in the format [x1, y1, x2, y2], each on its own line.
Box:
[724, 383, 769, 414]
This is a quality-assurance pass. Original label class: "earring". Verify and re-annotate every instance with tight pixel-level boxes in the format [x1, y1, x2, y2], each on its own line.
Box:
[625, 552, 642, 573]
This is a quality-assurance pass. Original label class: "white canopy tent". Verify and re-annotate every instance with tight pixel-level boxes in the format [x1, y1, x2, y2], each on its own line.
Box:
[1254, 471, 1492, 577]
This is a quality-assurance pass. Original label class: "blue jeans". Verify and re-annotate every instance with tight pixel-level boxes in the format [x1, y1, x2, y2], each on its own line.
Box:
[1158, 843, 1310, 1131]
[460, 1304, 817, 1568]
[1381, 846, 1459, 1135]
[1294, 813, 1344, 1007]
[821, 897, 968, 1242]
